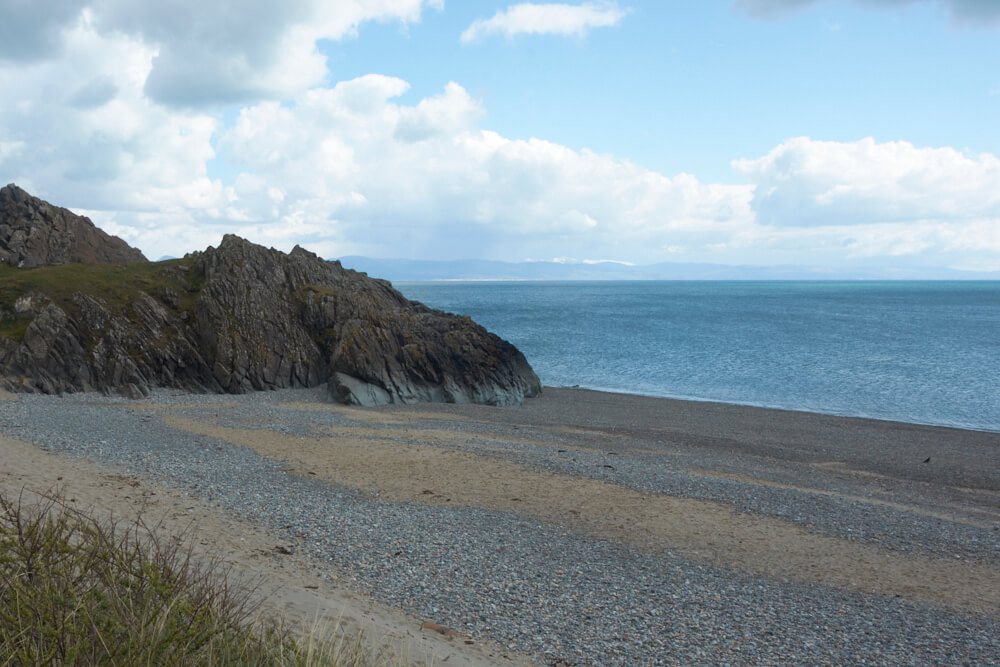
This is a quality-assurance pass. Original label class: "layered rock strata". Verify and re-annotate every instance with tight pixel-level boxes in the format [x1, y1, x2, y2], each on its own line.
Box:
[0, 233, 540, 406]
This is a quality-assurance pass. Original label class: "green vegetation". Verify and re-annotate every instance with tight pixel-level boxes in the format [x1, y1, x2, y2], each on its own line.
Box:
[0, 491, 411, 666]
[0, 259, 190, 308]
[0, 315, 30, 341]
[0, 259, 200, 342]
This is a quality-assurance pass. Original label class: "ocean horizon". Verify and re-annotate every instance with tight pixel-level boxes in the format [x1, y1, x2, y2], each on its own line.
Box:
[396, 280, 1000, 433]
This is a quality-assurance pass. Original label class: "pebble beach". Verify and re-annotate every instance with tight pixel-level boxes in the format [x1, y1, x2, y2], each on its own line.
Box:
[1, 386, 998, 666]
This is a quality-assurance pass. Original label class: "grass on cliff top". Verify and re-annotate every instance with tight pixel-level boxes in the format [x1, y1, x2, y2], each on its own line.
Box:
[0, 258, 193, 307]
[0, 259, 198, 340]
[0, 489, 412, 666]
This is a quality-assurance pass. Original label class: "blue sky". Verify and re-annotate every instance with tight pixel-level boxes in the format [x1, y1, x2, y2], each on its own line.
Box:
[1, 0, 999, 273]
[325, 1, 999, 181]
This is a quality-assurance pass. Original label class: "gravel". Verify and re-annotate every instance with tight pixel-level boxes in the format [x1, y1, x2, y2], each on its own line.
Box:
[2, 388, 998, 666]
[195, 390, 1000, 563]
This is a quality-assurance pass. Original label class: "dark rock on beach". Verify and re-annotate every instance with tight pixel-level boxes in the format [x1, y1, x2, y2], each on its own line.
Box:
[188, 235, 540, 406]
[0, 189, 540, 406]
[0, 184, 147, 267]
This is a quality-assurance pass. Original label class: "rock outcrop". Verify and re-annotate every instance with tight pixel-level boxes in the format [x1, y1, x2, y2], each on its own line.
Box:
[0, 233, 541, 406]
[0, 184, 147, 267]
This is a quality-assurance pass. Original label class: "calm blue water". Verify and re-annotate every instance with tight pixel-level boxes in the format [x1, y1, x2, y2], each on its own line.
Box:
[395, 281, 1000, 432]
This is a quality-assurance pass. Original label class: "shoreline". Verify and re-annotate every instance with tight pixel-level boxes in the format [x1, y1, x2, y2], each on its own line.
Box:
[2, 386, 998, 665]
[423, 385, 1000, 492]
[543, 383, 1000, 435]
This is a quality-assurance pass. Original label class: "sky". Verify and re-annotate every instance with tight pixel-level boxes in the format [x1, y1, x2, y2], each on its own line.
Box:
[1, 0, 999, 273]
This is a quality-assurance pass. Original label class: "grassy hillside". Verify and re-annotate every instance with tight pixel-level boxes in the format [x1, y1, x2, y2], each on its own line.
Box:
[0, 258, 199, 341]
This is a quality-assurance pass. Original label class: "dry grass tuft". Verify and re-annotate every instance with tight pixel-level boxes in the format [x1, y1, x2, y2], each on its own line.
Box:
[0, 490, 414, 666]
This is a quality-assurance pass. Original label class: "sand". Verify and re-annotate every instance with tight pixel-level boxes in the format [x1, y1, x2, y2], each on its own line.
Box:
[156, 389, 1000, 615]
[2, 386, 998, 664]
[0, 409, 531, 666]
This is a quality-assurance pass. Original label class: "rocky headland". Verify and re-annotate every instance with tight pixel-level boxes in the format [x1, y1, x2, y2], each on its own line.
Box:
[0, 185, 540, 406]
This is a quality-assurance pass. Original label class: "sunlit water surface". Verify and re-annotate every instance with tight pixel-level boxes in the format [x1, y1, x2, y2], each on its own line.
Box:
[396, 281, 1000, 432]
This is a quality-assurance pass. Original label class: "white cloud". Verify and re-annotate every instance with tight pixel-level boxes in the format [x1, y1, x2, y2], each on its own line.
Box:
[0, 0, 443, 107]
[214, 75, 752, 263]
[396, 82, 486, 142]
[0, 0, 85, 62]
[734, 218, 1000, 271]
[734, 0, 1000, 26]
[117, 0, 445, 106]
[0, 140, 25, 164]
[1, 4, 998, 273]
[722, 137, 1000, 271]
[733, 136, 1000, 226]
[461, 2, 629, 43]
[0, 15, 223, 214]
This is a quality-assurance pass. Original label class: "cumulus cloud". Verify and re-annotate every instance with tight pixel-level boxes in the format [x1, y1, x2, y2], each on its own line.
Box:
[461, 2, 629, 43]
[0, 0, 85, 62]
[734, 0, 1000, 26]
[733, 136, 1000, 226]
[0, 0, 442, 107]
[213, 75, 751, 262]
[95, 0, 444, 106]
[724, 136, 1000, 270]
[0, 14, 228, 241]
[273, 123, 998, 269]
[735, 218, 1000, 271]
[1, 2, 997, 271]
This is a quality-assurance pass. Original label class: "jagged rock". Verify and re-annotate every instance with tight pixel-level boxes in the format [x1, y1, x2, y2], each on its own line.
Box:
[0, 183, 147, 267]
[187, 235, 540, 406]
[0, 230, 541, 406]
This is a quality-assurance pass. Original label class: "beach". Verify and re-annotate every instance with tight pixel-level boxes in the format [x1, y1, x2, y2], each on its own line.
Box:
[1, 386, 998, 665]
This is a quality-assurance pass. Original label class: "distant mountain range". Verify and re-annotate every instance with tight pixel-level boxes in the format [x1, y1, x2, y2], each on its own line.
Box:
[335, 256, 1000, 282]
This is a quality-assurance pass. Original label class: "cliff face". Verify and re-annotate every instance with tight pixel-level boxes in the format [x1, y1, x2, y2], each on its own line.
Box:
[0, 234, 541, 406]
[0, 184, 147, 267]
[191, 235, 540, 405]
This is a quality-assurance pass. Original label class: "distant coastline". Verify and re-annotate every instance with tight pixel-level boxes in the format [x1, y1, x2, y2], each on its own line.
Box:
[339, 256, 1000, 282]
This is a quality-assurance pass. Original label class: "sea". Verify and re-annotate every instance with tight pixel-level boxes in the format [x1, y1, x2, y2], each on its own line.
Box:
[394, 281, 1000, 433]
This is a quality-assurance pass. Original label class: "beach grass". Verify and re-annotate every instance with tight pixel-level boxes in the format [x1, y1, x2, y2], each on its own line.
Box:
[0, 489, 409, 666]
